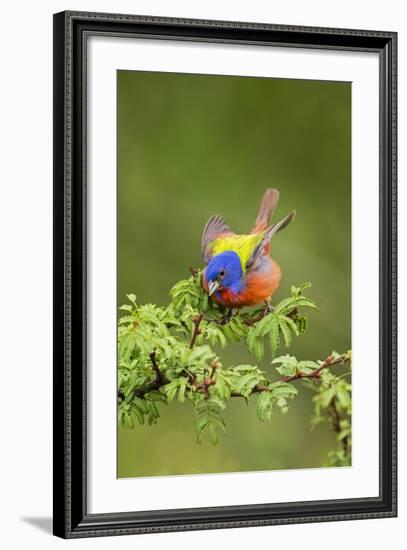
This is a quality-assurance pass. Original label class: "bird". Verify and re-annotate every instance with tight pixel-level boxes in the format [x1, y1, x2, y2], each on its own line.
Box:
[201, 188, 295, 310]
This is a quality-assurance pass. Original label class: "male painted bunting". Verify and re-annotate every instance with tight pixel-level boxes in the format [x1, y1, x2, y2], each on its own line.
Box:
[201, 189, 295, 309]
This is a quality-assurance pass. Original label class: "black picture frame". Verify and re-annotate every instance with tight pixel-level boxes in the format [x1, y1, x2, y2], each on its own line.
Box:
[53, 10, 397, 539]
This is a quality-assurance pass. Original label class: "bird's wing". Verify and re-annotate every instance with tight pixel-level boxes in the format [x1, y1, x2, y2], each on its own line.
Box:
[246, 210, 296, 270]
[251, 188, 280, 233]
[201, 215, 233, 263]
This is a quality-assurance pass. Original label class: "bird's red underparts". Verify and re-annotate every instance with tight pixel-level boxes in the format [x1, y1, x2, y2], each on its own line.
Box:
[202, 258, 281, 308]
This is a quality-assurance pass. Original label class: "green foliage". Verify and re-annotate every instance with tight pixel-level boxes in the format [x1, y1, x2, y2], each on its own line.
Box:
[194, 397, 226, 445]
[256, 381, 298, 421]
[118, 271, 351, 467]
[246, 283, 317, 359]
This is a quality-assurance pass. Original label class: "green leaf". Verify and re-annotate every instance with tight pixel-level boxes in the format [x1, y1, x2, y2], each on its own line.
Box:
[290, 282, 312, 297]
[163, 378, 189, 402]
[297, 360, 319, 374]
[278, 318, 292, 348]
[164, 380, 179, 402]
[268, 316, 281, 356]
[204, 324, 227, 348]
[284, 316, 300, 336]
[273, 354, 298, 377]
[277, 397, 289, 414]
[336, 389, 351, 409]
[194, 398, 226, 445]
[297, 316, 308, 335]
[126, 294, 138, 307]
[246, 326, 259, 354]
[320, 387, 336, 408]
[291, 297, 319, 311]
[213, 371, 232, 400]
[235, 372, 263, 397]
[118, 314, 134, 325]
[274, 297, 297, 315]
[177, 378, 187, 402]
[253, 338, 264, 361]
[256, 391, 274, 421]
[119, 304, 134, 312]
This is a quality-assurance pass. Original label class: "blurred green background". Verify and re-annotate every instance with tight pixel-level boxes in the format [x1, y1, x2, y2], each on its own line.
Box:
[117, 70, 351, 478]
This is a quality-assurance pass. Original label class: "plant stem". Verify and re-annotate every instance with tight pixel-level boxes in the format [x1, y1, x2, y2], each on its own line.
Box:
[329, 397, 350, 454]
[282, 354, 349, 383]
[119, 352, 349, 402]
[189, 314, 204, 349]
[230, 384, 270, 397]
[149, 351, 164, 385]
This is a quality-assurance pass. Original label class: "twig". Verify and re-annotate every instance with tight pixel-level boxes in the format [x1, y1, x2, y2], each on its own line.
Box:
[119, 352, 349, 402]
[191, 361, 220, 399]
[329, 397, 350, 454]
[189, 314, 204, 349]
[149, 351, 164, 385]
[230, 354, 349, 398]
[117, 352, 167, 402]
[230, 383, 270, 397]
[282, 353, 349, 383]
[243, 307, 270, 326]
[329, 399, 341, 433]
[194, 378, 216, 399]
[243, 305, 298, 327]
[243, 312, 266, 326]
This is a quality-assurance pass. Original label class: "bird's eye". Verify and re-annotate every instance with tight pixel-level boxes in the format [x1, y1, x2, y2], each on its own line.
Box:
[219, 269, 226, 279]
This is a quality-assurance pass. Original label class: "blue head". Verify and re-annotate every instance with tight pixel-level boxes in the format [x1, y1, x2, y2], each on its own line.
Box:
[205, 251, 245, 297]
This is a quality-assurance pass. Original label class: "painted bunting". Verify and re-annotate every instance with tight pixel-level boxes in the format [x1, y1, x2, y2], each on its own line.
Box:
[201, 189, 295, 309]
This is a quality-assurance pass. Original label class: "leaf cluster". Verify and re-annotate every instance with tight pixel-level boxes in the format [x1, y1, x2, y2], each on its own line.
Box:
[247, 283, 317, 360]
[118, 272, 351, 461]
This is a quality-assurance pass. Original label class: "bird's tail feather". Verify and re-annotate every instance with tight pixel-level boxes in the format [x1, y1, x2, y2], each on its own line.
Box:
[251, 188, 280, 233]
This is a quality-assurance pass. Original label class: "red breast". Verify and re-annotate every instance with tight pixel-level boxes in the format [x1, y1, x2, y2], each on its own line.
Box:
[202, 257, 281, 308]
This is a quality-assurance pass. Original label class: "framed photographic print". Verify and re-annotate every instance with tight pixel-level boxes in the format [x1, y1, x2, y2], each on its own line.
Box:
[53, 11, 397, 538]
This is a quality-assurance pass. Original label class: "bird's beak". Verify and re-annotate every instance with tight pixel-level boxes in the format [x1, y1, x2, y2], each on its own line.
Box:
[208, 280, 221, 296]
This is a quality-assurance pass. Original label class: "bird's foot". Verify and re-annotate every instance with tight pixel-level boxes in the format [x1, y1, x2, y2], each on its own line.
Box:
[263, 301, 274, 316]
[219, 309, 234, 325]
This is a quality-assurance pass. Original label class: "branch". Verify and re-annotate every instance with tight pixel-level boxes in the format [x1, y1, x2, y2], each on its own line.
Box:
[119, 353, 350, 402]
[282, 353, 350, 383]
[149, 351, 164, 385]
[243, 306, 298, 326]
[190, 361, 220, 399]
[243, 310, 268, 326]
[189, 314, 204, 349]
[230, 354, 349, 398]
[175, 354, 349, 400]
[118, 351, 167, 402]
[230, 384, 270, 397]
[329, 397, 350, 454]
